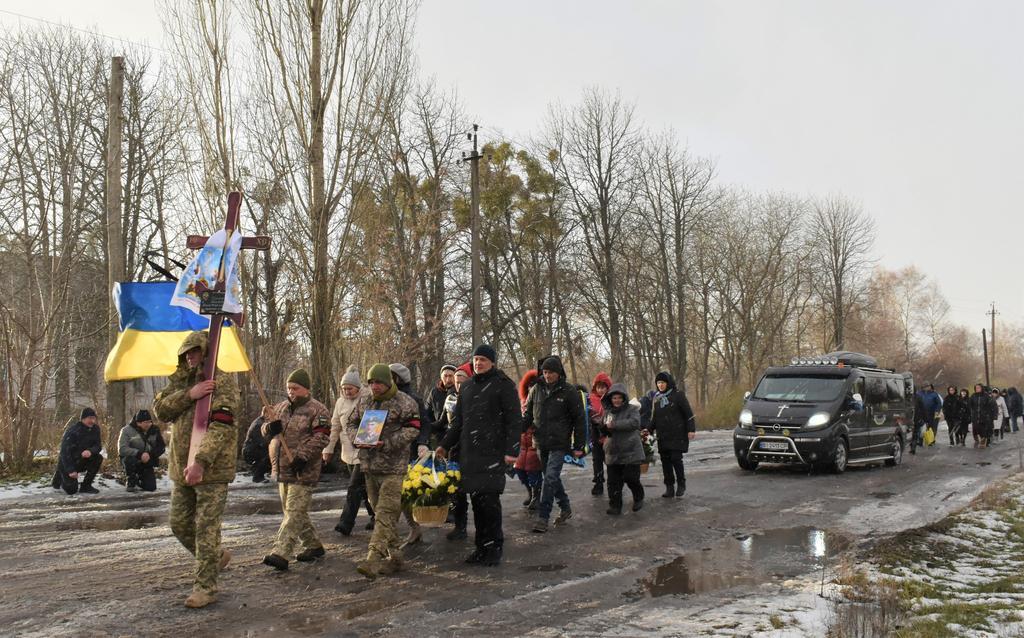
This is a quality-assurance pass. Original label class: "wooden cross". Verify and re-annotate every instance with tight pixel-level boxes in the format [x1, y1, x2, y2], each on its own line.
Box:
[185, 191, 271, 468]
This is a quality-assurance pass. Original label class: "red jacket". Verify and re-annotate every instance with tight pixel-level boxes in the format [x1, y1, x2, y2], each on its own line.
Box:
[516, 370, 542, 472]
[590, 372, 613, 444]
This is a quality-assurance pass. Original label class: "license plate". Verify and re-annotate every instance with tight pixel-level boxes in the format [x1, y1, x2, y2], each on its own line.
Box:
[759, 441, 789, 451]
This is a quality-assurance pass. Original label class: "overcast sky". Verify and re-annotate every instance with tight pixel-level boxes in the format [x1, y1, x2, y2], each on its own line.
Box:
[3, 1, 1020, 335]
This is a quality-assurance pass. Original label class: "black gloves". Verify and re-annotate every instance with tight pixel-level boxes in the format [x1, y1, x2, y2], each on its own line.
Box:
[266, 420, 283, 437]
[289, 457, 307, 475]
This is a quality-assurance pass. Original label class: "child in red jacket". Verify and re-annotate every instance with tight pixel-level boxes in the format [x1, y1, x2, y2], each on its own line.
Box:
[515, 369, 543, 509]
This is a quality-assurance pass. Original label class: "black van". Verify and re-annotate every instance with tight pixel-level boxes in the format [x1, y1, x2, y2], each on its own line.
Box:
[733, 352, 913, 473]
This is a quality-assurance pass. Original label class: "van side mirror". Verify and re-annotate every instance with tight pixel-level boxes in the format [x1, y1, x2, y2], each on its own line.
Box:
[743, 391, 751, 400]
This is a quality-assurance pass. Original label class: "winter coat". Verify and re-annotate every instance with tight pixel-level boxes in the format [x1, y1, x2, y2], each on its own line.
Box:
[590, 372, 612, 446]
[118, 422, 166, 467]
[243, 416, 268, 465]
[152, 331, 240, 485]
[514, 370, 541, 472]
[968, 391, 997, 426]
[941, 394, 969, 427]
[995, 396, 1009, 419]
[1008, 389, 1024, 418]
[262, 396, 331, 486]
[58, 421, 102, 473]
[328, 389, 364, 465]
[523, 357, 586, 453]
[601, 384, 644, 465]
[638, 390, 656, 430]
[440, 366, 521, 493]
[917, 390, 943, 424]
[427, 383, 456, 443]
[649, 373, 697, 453]
[345, 389, 421, 475]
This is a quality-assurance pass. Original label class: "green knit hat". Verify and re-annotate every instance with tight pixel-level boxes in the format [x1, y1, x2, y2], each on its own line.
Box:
[367, 363, 393, 387]
[287, 368, 312, 390]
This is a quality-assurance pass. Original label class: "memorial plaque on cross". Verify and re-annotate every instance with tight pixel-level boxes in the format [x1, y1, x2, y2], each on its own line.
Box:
[185, 191, 271, 468]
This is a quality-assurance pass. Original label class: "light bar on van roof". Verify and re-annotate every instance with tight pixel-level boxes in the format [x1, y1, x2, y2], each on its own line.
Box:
[790, 357, 840, 366]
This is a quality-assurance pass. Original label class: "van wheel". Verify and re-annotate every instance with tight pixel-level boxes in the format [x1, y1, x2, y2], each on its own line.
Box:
[885, 436, 903, 467]
[832, 439, 849, 474]
[737, 457, 759, 471]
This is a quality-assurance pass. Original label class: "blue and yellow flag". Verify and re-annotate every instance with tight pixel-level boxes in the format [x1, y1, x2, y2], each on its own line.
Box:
[104, 281, 252, 382]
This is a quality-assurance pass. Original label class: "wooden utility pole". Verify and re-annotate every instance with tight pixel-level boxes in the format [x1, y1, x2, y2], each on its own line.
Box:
[462, 124, 483, 348]
[987, 302, 999, 380]
[983, 328, 990, 387]
[105, 56, 126, 428]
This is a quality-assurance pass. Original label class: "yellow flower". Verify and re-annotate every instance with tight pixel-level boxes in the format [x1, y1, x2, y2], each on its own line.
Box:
[411, 477, 422, 489]
[447, 485, 457, 494]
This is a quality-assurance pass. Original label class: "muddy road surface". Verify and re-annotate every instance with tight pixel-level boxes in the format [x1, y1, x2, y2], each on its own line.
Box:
[1, 428, 1019, 637]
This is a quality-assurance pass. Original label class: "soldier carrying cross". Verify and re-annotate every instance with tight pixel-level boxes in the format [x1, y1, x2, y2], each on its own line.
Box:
[153, 191, 271, 609]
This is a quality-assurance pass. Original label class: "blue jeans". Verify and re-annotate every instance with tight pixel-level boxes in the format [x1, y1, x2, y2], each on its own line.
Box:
[538, 449, 570, 521]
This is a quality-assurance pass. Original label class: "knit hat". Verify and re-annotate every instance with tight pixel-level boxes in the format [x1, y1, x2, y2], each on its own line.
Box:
[472, 344, 497, 363]
[134, 409, 152, 423]
[456, 362, 473, 378]
[341, 364, 361, 389]
[389, 363, 412, 386]
[440, 363, 457, 375]
[541, 356, 563, 375]
[81, 407, 97, 419]
[287, 368, 312, 390]
[367, 364, 393, 387]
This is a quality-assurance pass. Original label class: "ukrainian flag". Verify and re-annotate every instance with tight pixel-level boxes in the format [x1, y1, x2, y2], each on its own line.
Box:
[104, 281, 252, 382]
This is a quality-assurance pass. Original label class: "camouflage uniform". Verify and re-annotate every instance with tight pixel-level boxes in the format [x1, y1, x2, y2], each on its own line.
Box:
[262, 396, 331, 557]
[153, 331, 239, 595]
[346, 389, 420, 564]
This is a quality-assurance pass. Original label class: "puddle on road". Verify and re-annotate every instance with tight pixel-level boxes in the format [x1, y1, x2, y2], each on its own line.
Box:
[54, 512, 163, 531]
[869, 491, 896, 500]
[633, 527, 850, 598]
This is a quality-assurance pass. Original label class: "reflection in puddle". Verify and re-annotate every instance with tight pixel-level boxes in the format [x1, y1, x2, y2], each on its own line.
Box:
[636, 527, 850, 597]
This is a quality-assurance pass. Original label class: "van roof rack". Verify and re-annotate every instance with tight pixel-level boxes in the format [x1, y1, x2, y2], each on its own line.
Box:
[789, 351, 889, 370]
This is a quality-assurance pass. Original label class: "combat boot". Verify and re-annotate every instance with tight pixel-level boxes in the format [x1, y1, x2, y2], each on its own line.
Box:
[661, 484, 675, 498]
[184, 588, 216, 609]
[80, 483, 100, 495]
[296, 546, 325, 562]
[356, 553, 383, 579]
[262, 553, 289, 571]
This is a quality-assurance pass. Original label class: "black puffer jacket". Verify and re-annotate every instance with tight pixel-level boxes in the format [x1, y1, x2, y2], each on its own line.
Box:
[523, 357, 586, 454]
[440, 367, 521, 493]
[1007, 388, 1023, 418]
[968, 391, 997, 425]
[942, 393, 969, 427]
[58, 421, 102, 472]
[242, 416, 268, 465]
[649, 372, 697, 453]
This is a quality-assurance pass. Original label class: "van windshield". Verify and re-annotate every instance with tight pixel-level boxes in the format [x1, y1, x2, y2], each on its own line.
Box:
[752, 375, 847, 402]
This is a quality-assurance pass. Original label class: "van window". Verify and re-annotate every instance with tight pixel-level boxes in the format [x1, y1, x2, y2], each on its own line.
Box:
[752, 375, 847, 402]
[865, 378, 887, 404]
[887, 378, 904, 401]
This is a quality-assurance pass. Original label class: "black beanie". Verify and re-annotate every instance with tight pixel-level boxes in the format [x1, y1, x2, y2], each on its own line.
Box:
[81, 407, 97, 420]
[541, 357, 562, 373]
[472, 344, 497, 364]
[135, 409, 152, 423]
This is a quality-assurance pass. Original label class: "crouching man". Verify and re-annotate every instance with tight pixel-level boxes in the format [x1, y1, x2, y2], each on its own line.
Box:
[346, 364, 421, 579]
[261, 369, 332, 571]
[153, 331, 239, 609]
[118, 409, 166, 492]
[52, 408, 103, 495]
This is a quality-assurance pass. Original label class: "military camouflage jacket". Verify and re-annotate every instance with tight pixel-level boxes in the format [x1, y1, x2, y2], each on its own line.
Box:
[345, 390, 421, 475]
[153, 331, 240, 485]
[262, 396, 331, 486]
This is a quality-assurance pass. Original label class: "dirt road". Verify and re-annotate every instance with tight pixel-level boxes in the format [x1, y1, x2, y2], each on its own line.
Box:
[1, 427, 1019, 637]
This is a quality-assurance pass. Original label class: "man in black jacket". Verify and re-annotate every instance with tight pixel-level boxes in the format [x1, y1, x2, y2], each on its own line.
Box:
[51, 407, 103, 495]
[436, 344, 521, 566]
[968, 384, 997, 448]
[242, 416, 271, 483]
[524, 356, 586, 533]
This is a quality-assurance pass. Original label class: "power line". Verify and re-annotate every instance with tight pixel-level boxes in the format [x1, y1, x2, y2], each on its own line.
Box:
[0, 8, 167, 54]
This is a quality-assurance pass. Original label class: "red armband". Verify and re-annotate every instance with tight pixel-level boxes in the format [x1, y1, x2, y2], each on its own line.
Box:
[407, 419, 421, 429]
[210, 409, 234, 426]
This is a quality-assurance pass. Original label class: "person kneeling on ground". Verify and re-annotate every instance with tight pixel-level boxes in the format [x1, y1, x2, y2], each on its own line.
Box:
[118, 409, 166, 492]
[51, 408, 103, 495]
[346, 364, 422, 579]
[261, 369, 332, 571]
[242, 414, 271, 483]
[601, 384, 645, 515]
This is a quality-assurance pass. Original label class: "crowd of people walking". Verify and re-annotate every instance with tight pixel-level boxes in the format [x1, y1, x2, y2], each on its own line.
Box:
[912, 383, 1021, 451]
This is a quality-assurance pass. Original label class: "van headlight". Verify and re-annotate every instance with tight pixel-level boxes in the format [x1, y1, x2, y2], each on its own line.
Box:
[804, 412, 831, 429]
[739, 409, 753, 426]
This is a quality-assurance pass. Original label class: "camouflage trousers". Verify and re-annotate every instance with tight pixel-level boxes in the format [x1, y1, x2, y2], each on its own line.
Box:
[272, 482, 322, 558]
[169, 481, 228, 593]
[365, 472, 403, 561]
